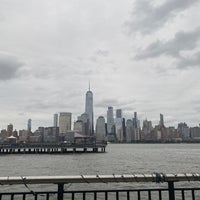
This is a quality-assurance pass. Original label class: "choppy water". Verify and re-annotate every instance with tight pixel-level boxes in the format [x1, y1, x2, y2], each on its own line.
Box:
[0, 143, 200, 199]
[1, 143, 199, 176]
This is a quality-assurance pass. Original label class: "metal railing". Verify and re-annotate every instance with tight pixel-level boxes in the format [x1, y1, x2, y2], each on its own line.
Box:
[0, 173, 199, 200]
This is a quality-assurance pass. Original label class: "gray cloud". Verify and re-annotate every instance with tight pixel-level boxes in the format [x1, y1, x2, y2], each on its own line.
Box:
[135, 27, 200, 59]
[0, 53, 24, 80]
[96, 49, 109, 57]
[127, 0, 199, 34]
[178, 51, 200, 69]
[95, 99, 119, 108]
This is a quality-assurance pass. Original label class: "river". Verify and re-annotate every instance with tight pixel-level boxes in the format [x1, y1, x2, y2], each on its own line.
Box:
[0, 143, 199, 199]
[0, 143, 199, 176]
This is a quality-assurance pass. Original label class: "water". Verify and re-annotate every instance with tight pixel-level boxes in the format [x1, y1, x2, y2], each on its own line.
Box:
[0, 143, 199, 199]
[0, 143, 199, 176]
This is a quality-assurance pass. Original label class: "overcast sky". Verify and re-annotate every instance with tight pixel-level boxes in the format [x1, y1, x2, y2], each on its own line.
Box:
[0, 0, 200, 131]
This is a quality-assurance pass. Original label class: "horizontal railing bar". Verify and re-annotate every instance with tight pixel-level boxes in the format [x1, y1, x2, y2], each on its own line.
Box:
[0, 173, 199, 185]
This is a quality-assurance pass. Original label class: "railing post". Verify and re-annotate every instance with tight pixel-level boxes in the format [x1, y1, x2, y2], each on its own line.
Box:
[57, 183, 64, 200]
[168, 181, 175, 200]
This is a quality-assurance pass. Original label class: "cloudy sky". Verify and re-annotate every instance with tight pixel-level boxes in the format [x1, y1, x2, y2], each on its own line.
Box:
[0, 0, 200, 131]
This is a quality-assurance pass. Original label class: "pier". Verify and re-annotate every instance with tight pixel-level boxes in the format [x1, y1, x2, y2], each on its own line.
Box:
[0, 173, 199, 200]
[0, 142, 107, 154]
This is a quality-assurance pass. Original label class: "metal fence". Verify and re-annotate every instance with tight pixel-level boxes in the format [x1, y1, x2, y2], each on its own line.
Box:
[0, 173, 199, 200]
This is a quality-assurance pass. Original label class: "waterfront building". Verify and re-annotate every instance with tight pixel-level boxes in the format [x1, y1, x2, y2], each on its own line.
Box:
[190, 126, 200, 141]
[27, 119, 32, 132]
[141, 119, 154, 141]
[59, 112, 72, 135]
[74, 120, 84, 133]
[78, 113, 90, 135]
[166, 126, 181, 142]
[106, 106, 116, 141]
[96, 116, 106, 141]
[133, 112, 138, 128]
[7, 124, 13, 137]
[29, 129, 42, 143]
[122, 118, 126, 142]
[53, 113, 58, 127]
[107, 106, 115, 134]
[38, 127, 45, 142]
[178, 123, 190, 141]
[43, 127, 58, 143]
[85, 86, 94, 136]
[133, 112, 141, 141]
[115, 109, 123, 142]
[159, 113, 164, 127]
[126, 119, 134, 142]
[0, 129, 7, 143]
[116, 109, 122, 118]
[12, 129, 18, 137]
[19, 130, 29, 143]
[142, 120, 153, 136]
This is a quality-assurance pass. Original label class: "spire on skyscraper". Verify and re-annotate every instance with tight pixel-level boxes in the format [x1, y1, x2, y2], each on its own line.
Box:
[85, 84, 94, 136]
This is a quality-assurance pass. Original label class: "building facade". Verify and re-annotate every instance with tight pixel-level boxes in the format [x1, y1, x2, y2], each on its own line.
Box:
[115, 109, 123, 142]
[59, 112, 72, 135]
[85, 88, 94, 136]
[96, 116, 106, 141]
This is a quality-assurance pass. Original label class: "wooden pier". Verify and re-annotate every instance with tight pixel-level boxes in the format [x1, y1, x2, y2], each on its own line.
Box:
[0, 143, 107, 154]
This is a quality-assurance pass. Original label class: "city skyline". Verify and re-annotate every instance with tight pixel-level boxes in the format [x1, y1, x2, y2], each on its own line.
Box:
[0, 0, 200, 130]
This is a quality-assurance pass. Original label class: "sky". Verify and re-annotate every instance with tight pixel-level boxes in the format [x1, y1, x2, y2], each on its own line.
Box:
[0, 0, 200, 131]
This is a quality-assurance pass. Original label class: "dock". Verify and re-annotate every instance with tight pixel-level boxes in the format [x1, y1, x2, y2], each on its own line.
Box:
[0, 142, 107, 154]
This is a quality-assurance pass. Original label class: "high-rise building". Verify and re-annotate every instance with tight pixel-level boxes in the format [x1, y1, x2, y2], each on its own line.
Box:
[133, 112, 140, 141]
[7, 123, 13, 137]
[133, 112, 137, 128]
[126, 119, 134, 142]
[27, 119, 32, 132]
[116, 109, 122, 118]
[142, 119, 153, 135]
[96, 116, 106, 141]
[107, 106, 114, 134]
[53, 113, 58, 127]
[159, 113, 164, 127]
[59, 112, 72, 135]
[178, 122, 190, 140]
[74, 120, 84, 133]
[85, 85, 94, 136]
[115, 109, 123, 142]
[78, 113, 90, 135]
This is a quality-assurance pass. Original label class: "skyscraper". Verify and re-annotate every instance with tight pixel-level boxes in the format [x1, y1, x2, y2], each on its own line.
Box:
[159, 113, 164, 127]
[78, 113, 90, 135]
[53, 113, 58, 127]
[85, 85, 94, 136]
[27, 119, 32, 132]
[7, 123, 13, 137]
[59, 112, 72, 135]
[107, 106, 114, 134]
[96, 116, 106, 141]
[115, 109, 123, 142]
[116, 109, 122, 118]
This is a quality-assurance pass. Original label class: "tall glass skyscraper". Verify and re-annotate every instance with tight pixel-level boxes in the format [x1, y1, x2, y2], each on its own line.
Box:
[107, 106, 114, 134]
[85, 86, 94, 135]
